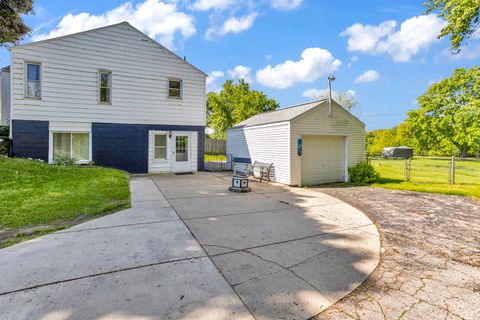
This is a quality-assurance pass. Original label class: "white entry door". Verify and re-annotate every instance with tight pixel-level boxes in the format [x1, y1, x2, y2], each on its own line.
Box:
[173, 132, 191, 173]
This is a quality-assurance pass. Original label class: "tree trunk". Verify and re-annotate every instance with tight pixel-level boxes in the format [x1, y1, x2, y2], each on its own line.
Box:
[460, 146, 468, 158]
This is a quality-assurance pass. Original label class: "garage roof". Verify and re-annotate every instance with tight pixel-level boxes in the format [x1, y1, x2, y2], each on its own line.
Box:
[232, 99, 327, 128]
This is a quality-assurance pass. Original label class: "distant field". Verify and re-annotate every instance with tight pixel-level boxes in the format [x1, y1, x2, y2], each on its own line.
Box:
[370, 157, 480, 198]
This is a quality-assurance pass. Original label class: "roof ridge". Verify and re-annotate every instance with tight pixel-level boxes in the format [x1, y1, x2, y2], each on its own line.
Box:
[232, 99, 327, 128]
[258, 99, 326, 116]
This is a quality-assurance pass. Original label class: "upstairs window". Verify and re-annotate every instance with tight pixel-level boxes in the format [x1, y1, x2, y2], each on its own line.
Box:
[99, 71, 112, 103]
[168, 79, 182, 99]
[26, 63, 41, 99]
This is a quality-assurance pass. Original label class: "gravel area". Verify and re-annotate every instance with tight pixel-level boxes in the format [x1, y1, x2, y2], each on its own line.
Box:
[314, 187, 480, 320]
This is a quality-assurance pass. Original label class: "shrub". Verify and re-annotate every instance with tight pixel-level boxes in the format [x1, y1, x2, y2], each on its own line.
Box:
[53, 156, 76, 166]
[0, 126, 9, 136]
[348, 162, 380, 184]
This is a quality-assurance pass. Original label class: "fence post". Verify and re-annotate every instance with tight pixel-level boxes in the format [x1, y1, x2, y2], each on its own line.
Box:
[405, 158, 410, 182]
[450, 156, 455, 185]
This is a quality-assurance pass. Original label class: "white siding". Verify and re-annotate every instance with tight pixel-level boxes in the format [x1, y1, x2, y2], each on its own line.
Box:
[49, 121, 91, 132]
[291, 101, 365, 186]
[227, 122, 291, 184]
[10, 23, 206, 126]
[191, 131, 198, 172]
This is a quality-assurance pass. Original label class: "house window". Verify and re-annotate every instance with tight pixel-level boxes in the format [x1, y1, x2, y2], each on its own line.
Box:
[154, 134, 167, 160]
[26, 63, 41, 98]
[99, 71, 112, 103]
[168, 79, 182, 99]
[53, 132, 90, 162]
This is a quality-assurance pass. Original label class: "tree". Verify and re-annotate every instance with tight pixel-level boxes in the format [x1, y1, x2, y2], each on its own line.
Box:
[407, 66, 480, 158]
[365, 123, 417, 156]
[207, 79, 279, 139]
[0, 0, 35, 46]
[426, 0, 480, 52]
[307, 90, 360, 113]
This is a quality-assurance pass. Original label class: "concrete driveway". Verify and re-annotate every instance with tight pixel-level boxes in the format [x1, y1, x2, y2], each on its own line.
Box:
[0, 172, 379, 320]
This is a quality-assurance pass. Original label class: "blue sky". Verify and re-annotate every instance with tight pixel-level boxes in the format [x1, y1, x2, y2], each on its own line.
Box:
[1, 0, 479, 130]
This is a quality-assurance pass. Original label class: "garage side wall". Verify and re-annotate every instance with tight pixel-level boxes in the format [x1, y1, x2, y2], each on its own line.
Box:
[290, 102, 365, 186]
[226, 122, 291, 184]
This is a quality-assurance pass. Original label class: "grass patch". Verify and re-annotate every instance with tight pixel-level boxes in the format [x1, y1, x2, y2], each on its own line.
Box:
[0, 156, 130, 246]
[205, 153, 227, 162]
[370, 158, 480, 198]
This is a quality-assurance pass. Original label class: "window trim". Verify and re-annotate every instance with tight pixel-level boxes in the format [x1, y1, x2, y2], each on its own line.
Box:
[153, 133, 168, 160]
[49, 131, 92, 164]
[24, 61, 42, 100]
[150, 130, 170, 164]
[98, 70, 112, 104]
[167, 78, 183, 100]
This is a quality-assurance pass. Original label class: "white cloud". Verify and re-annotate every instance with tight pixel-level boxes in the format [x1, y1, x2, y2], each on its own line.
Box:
[355, 69, 380, 83]
[303, 88, 356, 100]
[32, 0, 196, 50]
[341, 20, 396, 53]
[441, 44, 480, 61]
[227, 65, 253, 83]
[256, 48, 342, 89]
[341, 14, 445, 62]
[205, 12, 257, 39]
[206, 70, 225, 92]
[269, 0, 303, 10]
[190, 0, 235, 11]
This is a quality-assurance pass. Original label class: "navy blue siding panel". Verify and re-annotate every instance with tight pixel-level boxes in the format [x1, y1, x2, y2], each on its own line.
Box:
[197, 130, 205, 171]
[11, 120, 49, 162]
[92, 123, 205, 173]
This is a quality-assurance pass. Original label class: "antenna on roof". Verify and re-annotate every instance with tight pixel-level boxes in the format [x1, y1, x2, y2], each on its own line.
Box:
[327, 75, 336, 116]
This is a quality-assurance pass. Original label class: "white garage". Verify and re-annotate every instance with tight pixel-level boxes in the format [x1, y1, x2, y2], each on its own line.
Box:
[226, 99, 365, 186]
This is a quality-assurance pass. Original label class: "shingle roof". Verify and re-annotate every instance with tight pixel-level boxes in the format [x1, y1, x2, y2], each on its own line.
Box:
[232, 99, 327, 128]
[1, 65, 10, 72]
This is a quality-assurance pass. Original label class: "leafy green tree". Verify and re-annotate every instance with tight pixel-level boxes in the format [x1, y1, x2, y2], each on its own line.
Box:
[366, 123, 418, 156]
[308, 90, 360, 113]
[426, 0, 480, 52]
[366, 127, 399, 155]
[407, 66, 480, 158]
[332, 91, 360, 113]
[0, 0, 35, 46]
[207, 79, 279, 139]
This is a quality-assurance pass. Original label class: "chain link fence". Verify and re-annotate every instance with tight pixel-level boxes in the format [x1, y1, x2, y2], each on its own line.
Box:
[368, 156, 480, 185]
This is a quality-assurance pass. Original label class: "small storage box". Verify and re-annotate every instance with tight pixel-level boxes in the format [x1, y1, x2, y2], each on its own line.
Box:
[229, 175, 251, 193]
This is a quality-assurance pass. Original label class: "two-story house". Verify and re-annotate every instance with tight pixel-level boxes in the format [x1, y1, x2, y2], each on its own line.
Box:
[4, 22, 206, 173]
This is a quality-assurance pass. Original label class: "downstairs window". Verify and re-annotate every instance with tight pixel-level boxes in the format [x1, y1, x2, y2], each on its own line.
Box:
[53, 132, 90, 162]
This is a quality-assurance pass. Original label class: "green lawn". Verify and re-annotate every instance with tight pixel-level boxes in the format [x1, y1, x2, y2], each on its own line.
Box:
[370, 157, 480, 198]
[0, 156, 130, 247]
[205, 153, 227, 162]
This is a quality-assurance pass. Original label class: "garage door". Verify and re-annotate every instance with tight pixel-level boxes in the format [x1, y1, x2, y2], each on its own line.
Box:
[301, 135, 345, 185]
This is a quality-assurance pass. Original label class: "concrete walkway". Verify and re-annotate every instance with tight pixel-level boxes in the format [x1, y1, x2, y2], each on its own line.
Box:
[0, 172, 380, 320]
